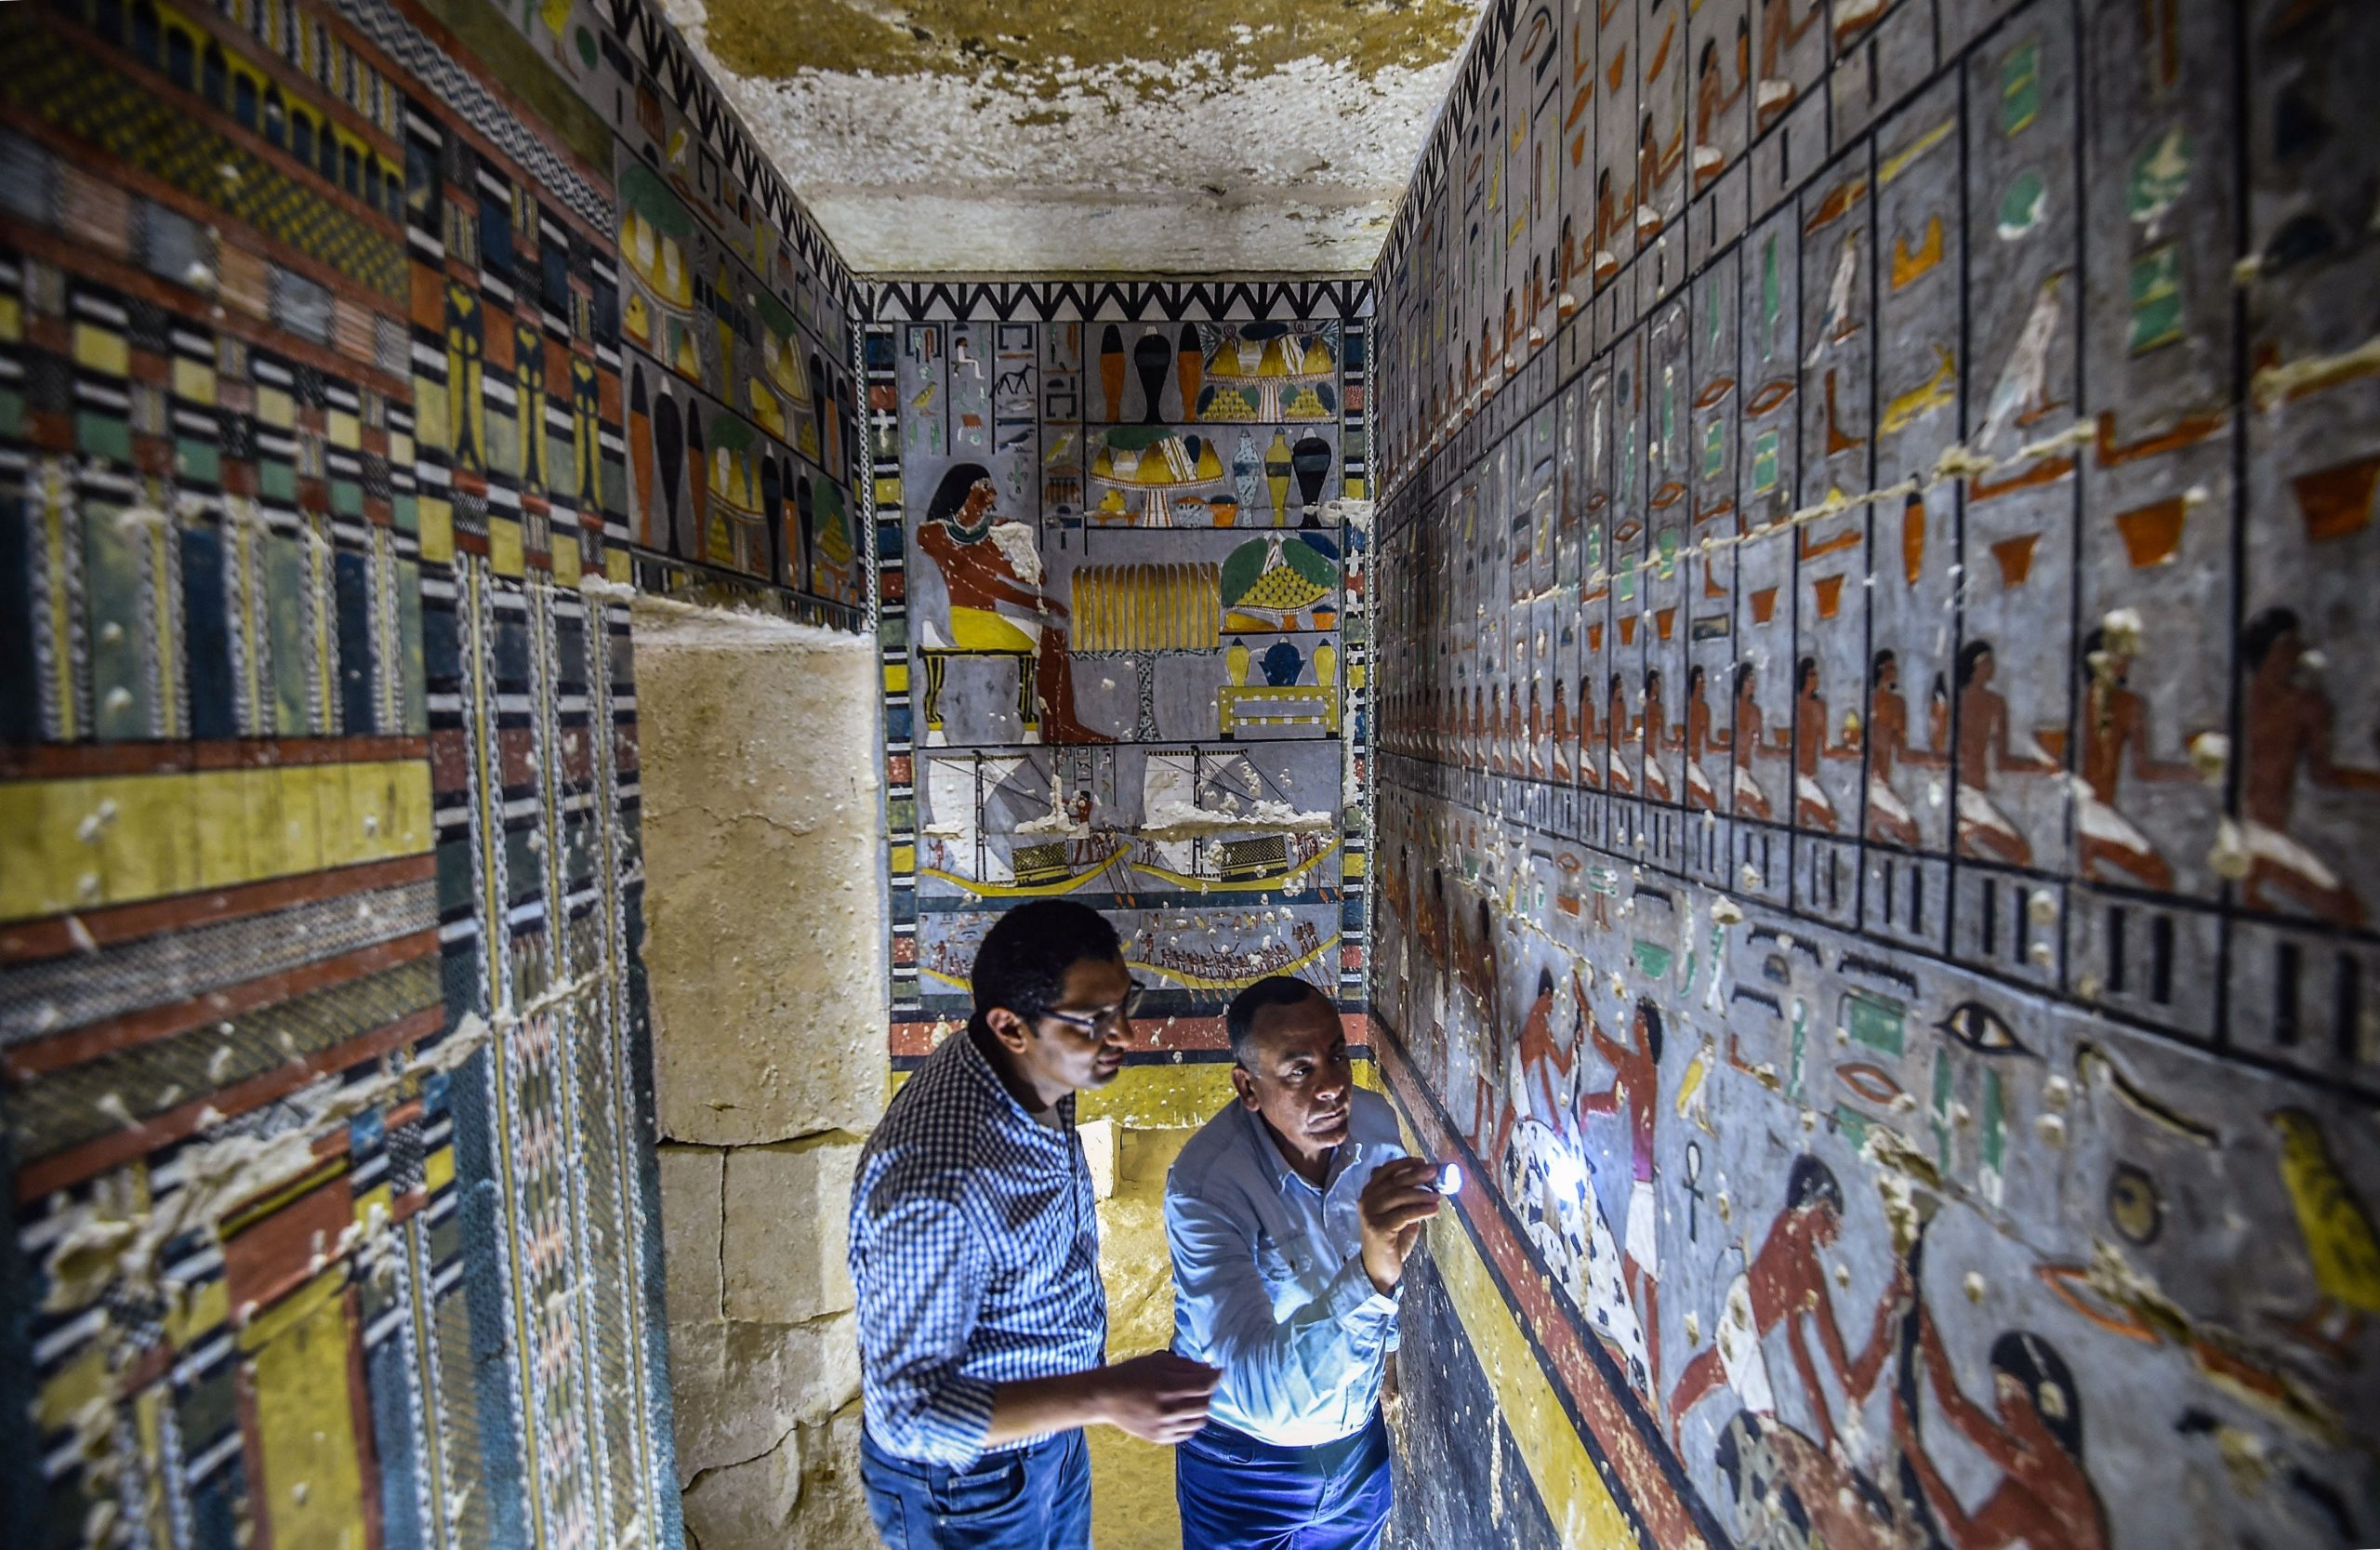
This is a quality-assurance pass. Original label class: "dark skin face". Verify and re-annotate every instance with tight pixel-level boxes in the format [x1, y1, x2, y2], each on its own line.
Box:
[1230, 990, 1354, 1186]
[982, 954, 1134, 1112]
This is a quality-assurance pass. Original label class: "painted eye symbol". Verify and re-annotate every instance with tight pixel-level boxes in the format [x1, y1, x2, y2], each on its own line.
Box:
[1935, 1000, 2033, 1056]
[1836, 1062, 1906, 1106]
[1613, 518, 1646, 544]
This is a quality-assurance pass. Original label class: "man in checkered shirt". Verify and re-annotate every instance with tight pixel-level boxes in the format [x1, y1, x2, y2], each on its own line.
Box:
[851, 898, 1220, 1549]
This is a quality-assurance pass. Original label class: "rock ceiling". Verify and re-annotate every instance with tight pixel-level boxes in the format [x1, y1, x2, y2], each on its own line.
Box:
[657, 0, 1488, 274]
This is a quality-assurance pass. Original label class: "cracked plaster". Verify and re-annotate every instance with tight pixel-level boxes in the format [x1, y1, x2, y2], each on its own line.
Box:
[648, 0, 1488, 272]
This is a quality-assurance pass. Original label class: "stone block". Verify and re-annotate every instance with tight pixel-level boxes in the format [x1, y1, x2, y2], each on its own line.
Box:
[657, 1144, 723, 1326]
[682, 1426, 802, 1550]
[722, 1136, 860, 1323]
[680, 1405, 874, 1550]
[787, 1406, 876, 1550]
[1079, 1117, 1116, 1200]
[632, 603, 889, 1146]
[668, 1312, 861, 1482]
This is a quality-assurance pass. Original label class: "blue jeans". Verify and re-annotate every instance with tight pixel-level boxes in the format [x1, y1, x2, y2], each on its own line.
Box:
[1174, 1412, 1392, 1550]
[861, 1426, 1091, 1550]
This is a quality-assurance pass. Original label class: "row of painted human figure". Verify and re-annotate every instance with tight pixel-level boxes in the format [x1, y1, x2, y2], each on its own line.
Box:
[1399, 0, 1833, 446]
[1381, 608, 2378, 923]
[1441, 944, 2109, 1550]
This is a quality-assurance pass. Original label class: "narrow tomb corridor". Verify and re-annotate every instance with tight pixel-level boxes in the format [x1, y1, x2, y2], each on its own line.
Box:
[3, 0, 2377, 1548]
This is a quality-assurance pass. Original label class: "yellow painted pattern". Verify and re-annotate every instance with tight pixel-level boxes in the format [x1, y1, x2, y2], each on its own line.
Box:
[490, 516, 525, 577]
[419, 497, 456, 564]
[353, 1182, 393, 1229]
[165, 1274, 231, 1347]
[882, 661, 910, 695]
[311, 537, 337, 734]
[1424, 1200, 1635, 1550]
[134, 1385, 173, 1550]
[1126, 933, 1341, 992]
[148, 527, 180, 738]
[0, 760, 431, 921]
[245, 1267, 370, 1550]
[36, 1344, 110, 1433]
[233, 523, 264, 730]
[920, 844, 1130, 897]
[221, 1158, 348, 1239]
[172, 356, 215, 406]
[72, 322, 129, 375]
[552, 531, 582, 588]
[1129, 839, 1342, 893]
[42, 470, 76, 740]
[605, 547, 632, 583]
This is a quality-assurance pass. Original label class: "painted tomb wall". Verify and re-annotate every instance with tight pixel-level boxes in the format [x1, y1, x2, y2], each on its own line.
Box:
[0, 0, 869, 1543]
[867, 279, 1376, 1079]
[1367, 0, 2380, 1546]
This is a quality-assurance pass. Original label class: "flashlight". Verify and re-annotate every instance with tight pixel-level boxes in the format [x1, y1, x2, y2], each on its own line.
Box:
[1433, 1162, 1463, 1196]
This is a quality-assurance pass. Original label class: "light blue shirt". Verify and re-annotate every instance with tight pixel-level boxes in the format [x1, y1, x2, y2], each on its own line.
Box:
[1165, 1086, 1406, 1446]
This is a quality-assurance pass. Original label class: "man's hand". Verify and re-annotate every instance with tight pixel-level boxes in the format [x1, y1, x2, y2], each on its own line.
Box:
[1088, 1351, 1221, 1445]
[1358, 1158, 1443, 1295]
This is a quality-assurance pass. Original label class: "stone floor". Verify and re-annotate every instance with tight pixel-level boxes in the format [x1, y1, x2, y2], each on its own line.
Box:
[1088, 1126, 1197, 1550]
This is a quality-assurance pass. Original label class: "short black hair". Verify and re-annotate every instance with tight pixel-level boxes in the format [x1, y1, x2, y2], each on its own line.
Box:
[1225, 975, 1331, 1066]
[969, 900, 1121, 1033]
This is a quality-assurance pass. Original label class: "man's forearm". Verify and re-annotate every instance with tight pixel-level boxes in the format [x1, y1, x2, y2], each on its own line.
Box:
[983, 1370, 1108, 1446]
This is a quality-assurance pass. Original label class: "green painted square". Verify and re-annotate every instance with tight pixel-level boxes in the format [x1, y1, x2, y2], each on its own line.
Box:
[265, 533, 313, 735]
[260, 460, 298, 501]
[397, 559, 428, 735]
[176, 439, 221, 484]
[486, 410, 520, 479]
[76, 412, 132, 461]
[81, 504, 151, 739]
[1752, 430, 1780, 493]
[333, 480, 364, 517]
[1702, 418, 1726, 479]
[2127, 245, 2184, 354]
[1844, 988, 1907, 1054]
[1631, 939, 1673, 978]
[2001, 40, 2042, 137]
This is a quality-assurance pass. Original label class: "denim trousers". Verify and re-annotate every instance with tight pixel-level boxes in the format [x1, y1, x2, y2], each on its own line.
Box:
[1173, 1411, 1393, 1550]
[861, 1426, 1092, 1550]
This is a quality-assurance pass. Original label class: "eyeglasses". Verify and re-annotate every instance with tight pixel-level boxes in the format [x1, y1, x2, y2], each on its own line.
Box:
[1038, 981, 1149, 1037]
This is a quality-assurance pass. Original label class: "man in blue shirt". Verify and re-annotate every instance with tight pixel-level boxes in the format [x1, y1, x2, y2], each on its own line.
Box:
[851, 899, 1221, 1549]
[1166, 975, 1443, 1550]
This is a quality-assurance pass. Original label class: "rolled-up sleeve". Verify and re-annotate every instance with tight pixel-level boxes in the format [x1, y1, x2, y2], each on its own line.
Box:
[850, 1169, 998, 1467]
[1166, 1184, 1398, 1427]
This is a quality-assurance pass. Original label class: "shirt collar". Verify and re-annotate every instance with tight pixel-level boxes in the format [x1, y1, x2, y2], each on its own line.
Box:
[957, 1023, 1076, 1133]
[1236, 1102, 1369, 1198]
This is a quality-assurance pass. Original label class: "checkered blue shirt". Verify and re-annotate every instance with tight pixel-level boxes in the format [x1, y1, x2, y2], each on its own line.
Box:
[849, 1026, 1106, 1467]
